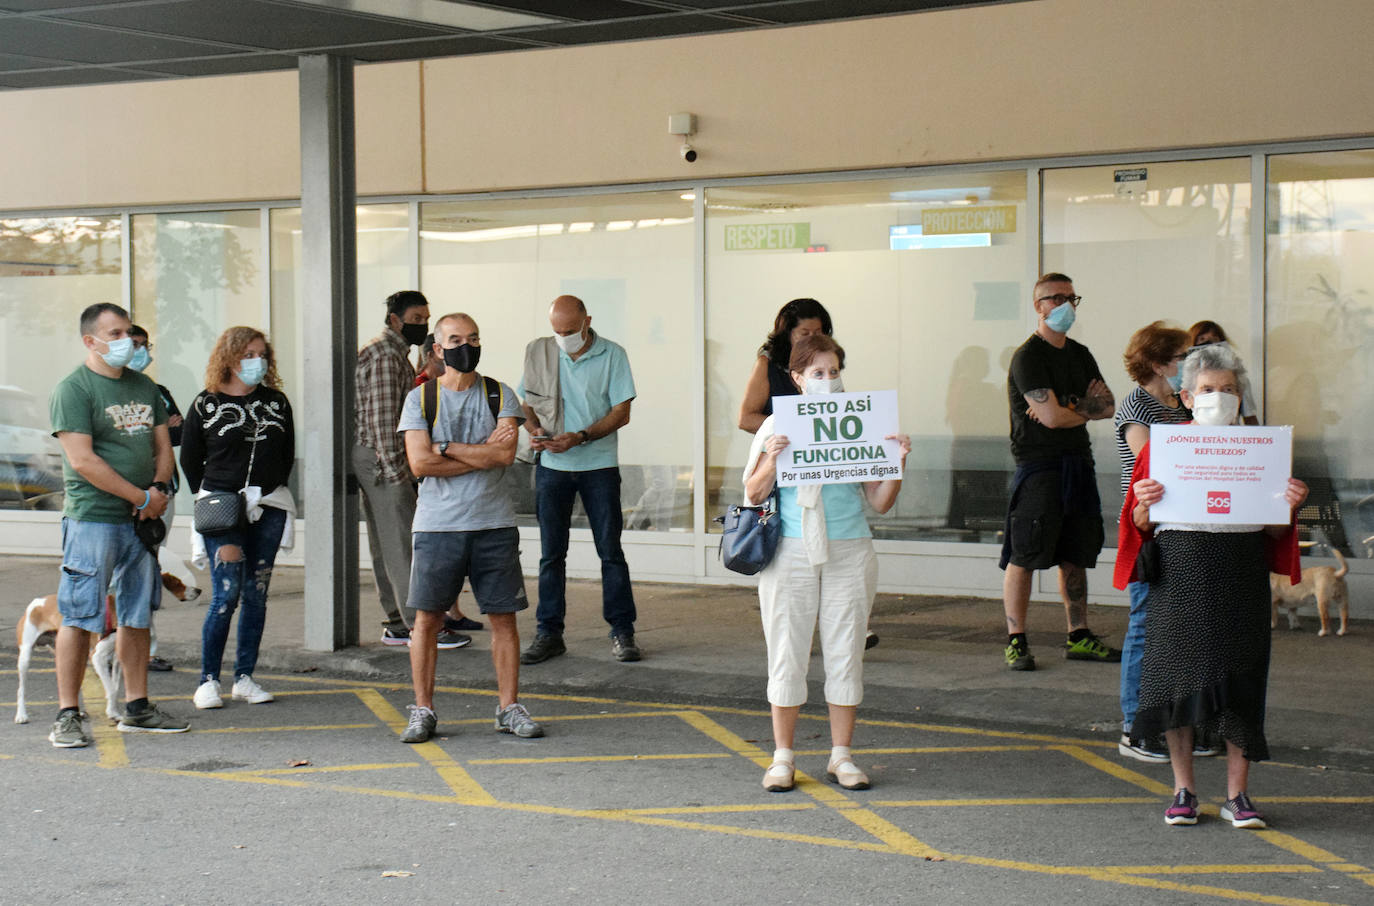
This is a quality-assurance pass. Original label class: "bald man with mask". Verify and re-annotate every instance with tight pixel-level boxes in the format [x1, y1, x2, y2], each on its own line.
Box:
[518, 295, 640, 665]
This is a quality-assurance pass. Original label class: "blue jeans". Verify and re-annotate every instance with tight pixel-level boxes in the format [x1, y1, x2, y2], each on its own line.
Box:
[201, 506, 288, 683]
[1119, 580, 1150, 732]
[535, 464, 636, 637]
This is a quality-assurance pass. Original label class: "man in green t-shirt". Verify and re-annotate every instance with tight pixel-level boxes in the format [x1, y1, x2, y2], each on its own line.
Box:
[46, 302, 188, 746]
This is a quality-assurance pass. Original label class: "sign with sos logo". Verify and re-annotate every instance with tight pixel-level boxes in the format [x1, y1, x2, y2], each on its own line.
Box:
[1148, 425, 1292, 525]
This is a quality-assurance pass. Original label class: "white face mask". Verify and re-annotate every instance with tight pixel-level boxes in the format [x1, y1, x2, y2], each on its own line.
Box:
[1190, 391, 1240, 426]
[554, 322, 586, 354]
[804, 377, 844, 395]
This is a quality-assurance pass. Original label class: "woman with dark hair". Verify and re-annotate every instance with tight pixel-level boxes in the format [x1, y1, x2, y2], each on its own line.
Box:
[737, 298, 833, 433]
[181, 327, 295, 710]
[1115, 343, 1306, 828]
[1187, 320, 1259, 425]
[743, 333, 910, 793]
[1113, 321, 1191, 763]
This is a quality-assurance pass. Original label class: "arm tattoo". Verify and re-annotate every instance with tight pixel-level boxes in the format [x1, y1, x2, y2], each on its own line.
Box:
[1025, 388, 1050, 404]
[1077, 394, 1110, 418]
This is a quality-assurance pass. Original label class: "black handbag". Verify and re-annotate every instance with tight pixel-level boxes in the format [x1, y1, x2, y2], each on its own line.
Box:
[192, 400, 258, 537]
[715, 490, 781, 576]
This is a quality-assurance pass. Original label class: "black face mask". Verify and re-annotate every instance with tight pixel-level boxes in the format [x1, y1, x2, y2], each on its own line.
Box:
[442, 343, 480, 373]
[400, 322, 429, 347]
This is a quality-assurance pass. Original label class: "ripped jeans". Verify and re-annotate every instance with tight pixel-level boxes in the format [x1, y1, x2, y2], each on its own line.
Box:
[200, 505, 288, 683]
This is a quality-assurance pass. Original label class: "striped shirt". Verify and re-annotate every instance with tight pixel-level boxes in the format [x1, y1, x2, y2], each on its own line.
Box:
[355, 328, 416, 484]
[1114, 386, 1191, 494]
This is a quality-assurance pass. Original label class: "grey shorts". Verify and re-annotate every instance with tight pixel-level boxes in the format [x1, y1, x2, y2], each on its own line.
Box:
[408, 527, 528, 614]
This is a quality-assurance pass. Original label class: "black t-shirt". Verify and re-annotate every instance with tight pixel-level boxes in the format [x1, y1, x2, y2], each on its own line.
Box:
[1006, 334, 1103, 463]
[762, 359, 797, 417]
[180, 387, 295, 494]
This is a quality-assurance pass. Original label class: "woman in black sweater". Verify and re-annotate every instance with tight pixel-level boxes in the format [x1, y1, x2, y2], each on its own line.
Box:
[181, 327, 295, 711]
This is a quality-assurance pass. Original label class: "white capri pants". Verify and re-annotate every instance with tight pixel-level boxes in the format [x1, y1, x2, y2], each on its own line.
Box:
[758, 536, 878, 708]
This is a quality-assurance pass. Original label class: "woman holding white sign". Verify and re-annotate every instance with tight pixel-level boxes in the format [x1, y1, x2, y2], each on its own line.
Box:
[1113, 343, 1306, 829]
[742, 334, 910, 793]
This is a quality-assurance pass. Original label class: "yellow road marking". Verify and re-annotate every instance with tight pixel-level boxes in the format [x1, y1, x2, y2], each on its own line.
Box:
[1050, 744, 1174, 795]
[797, 744, 1048, 755]
[352, 688, 495, 805]
[1264, 796, 1374, 804]
[469, 752, 733, 765]
[1093, 864, 1320, 875]
[603, 803, 818, 815]
[195, 723, 376, 734]
[233, 761, 421, 776]
[441, 710, 692, 726]
[874, 796, 1157, 807]
[82, 670, 127, 768]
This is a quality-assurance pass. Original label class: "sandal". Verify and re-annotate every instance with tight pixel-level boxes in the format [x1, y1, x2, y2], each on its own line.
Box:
[826, 758, 870, 790]
[762, 761, 795, 793]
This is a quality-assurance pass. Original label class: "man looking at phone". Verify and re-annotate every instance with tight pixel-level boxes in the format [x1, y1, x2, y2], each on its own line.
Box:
[518, 295, 639, 664]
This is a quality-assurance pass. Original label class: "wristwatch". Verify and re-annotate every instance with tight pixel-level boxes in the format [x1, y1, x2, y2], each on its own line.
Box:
[439, 441, 450, 456]
[150, 481, 171, 495]
[578, 430, 590, 444]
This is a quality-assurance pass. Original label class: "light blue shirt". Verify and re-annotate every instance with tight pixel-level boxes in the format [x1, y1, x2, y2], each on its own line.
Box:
[778, 483, 872, 540]
[519, 333, 635, 473]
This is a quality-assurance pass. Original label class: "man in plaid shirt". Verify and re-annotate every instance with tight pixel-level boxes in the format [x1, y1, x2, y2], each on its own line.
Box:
[353, 291, 434, 645]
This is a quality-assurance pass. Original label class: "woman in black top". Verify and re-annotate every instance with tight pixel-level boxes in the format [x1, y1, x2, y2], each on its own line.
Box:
[181, 327, 294, 711]
[737, 298, 833, 433]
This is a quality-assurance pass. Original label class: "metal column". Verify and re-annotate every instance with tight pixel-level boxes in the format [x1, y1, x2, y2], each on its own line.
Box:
[299, 54, 359, 650]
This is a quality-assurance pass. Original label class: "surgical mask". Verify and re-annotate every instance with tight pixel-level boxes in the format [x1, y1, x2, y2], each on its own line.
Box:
[1044, 301, 1076, 333]
[804, 377, 844, 395]
[400, 322, 429, 347]
[442, 343, 480, 373]
[97, 336, 134, 369]
[1165, 372, 1182, 392]
[555, 323, 586, 355]
[1190, 391, 1240, 426]
[128, 346, 152, 373]
[237, 357, 267, 387]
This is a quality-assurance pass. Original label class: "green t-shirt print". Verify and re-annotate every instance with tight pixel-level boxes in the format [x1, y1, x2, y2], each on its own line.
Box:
[49, 364, 168, 523]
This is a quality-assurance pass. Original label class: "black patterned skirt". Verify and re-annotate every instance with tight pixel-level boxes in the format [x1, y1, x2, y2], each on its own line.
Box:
[1133, 530, 1271, 761]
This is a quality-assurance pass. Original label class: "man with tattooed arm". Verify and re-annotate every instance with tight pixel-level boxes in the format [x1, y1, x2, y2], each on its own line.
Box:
[998, 274, 1119, 671]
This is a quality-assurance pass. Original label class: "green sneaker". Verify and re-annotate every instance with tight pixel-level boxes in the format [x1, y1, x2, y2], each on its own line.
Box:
[49, 710, 91, 748]
[1064, 632, 1122, 662]
[117, 703, 190, 734]
[1004, 637, 1036, 671]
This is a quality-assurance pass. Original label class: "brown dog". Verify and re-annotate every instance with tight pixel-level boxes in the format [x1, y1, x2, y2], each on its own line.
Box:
[14, 594, 121, 725]
[1271, 550, 1350, 637]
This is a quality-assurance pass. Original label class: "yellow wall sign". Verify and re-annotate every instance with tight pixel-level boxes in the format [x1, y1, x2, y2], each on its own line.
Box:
[921, 205, 1017, 235]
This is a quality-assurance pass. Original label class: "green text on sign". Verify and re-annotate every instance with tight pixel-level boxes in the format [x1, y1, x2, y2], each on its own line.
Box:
[724, 223, 811, 250]
[921, 205, 1017, 236]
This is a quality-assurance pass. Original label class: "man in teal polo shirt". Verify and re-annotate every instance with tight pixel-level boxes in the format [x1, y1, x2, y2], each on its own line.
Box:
[518, 295, 640, 664]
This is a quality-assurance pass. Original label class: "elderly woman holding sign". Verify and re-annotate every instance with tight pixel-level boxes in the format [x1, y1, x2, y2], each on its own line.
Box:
[743, 334, 910, 793]
[1114, 343, 1306, 829]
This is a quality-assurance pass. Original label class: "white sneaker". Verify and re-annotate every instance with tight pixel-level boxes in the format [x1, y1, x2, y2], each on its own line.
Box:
[193, 679, 223, 709]
[231, 675, 274, 704]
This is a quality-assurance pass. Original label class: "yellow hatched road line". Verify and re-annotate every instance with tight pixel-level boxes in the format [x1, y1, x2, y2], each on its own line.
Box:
[469, 752, 733, 765]
[1051, 744, 1174, 795]
[874, 796, 1157, 807]
[231, 761, 422, 776]
[352, 688, 495, 805]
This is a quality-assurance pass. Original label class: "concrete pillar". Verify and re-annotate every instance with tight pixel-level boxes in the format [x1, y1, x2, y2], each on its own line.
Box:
[298, 54, 359, 650]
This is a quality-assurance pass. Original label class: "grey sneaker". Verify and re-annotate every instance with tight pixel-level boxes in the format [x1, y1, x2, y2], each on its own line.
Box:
[400, 705, 436, 744]
[436, 630, 472, 650]
[49, 710, 91, 748]
[117, 703, 190, 734]
[611, 633, 641, 662]
[520, 634, 566, 664]
[495, 702, 544, 738]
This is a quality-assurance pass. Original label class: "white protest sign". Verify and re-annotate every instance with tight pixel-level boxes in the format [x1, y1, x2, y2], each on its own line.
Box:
[1148, 425, 1293, 524]
[770, 390, 902, 487]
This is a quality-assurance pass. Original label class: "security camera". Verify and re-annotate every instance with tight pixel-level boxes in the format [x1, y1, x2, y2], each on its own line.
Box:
[680, 143, 697, 163]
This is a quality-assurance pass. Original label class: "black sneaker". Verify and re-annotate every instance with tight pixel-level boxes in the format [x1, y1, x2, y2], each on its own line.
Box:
[1118, 732, 1170, 764]
[380, 626, 411, 646]
[1004, 636, 1036, 671]
[865, 631, 880, 650]
[147, 656, 174, 672]
[611, 633, 641, 662]
[436, 630, 472, 650]
[445, 616, 484, 631]
[520, 634, 566, 665]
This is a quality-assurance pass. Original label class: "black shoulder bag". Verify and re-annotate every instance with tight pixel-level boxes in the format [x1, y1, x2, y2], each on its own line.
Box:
[193, 401, 259, 536]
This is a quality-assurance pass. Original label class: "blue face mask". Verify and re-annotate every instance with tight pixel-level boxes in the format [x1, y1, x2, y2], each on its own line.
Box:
[128, 346, 152, 373]
[1165, 372, 1183, 392]
[237, 357, 267, 387]
[98, 336, 134, 369]
[1044, 301, 1076, 334]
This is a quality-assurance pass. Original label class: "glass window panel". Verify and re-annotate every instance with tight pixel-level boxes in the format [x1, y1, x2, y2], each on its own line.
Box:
[1043, 159, 1253, 545]
[1267, 149, 1374, 557]
[0, 215, 121, 510]
[132, 210, 264, 511]
[705, 173, 1029, 542]
[420, 191, 695, 531]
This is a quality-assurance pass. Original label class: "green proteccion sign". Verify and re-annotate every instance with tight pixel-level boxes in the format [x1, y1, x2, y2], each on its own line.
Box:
[723, 222, 811, 250]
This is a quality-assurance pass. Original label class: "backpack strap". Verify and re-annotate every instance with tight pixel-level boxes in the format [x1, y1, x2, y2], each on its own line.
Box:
[421, 377, 439, 438]
[482, 375, 502, 421]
